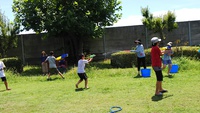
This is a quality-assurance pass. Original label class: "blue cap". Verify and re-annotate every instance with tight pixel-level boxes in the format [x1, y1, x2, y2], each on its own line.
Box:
[167, 45, 171, 49]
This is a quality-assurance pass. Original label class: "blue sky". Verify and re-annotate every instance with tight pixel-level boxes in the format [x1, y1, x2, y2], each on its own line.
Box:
[121, 0, 200, 18]
[1, 0, 200, 27]
[115, 0, 200, 26]
[0, 0, 13, 20]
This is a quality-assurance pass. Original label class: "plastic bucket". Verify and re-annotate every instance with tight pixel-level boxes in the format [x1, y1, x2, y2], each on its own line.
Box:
[170, 64, 179, 73]
[141, 69, 151, 77]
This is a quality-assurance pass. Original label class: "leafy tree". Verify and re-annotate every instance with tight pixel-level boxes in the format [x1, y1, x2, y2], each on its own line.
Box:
[0, 9, 19, 58]
[141, 6, 178, 45]
[12, 0, 122, 61]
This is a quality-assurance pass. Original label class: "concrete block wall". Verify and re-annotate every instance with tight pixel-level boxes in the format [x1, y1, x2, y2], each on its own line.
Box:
[7, 20, 200, 65]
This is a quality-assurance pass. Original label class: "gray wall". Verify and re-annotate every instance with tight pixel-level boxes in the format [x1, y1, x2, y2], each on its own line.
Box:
[7, 20, 200, 65]
[85, 21, 200, 58]
[100, 20, 200, 59]
[7, 34, 66, 65]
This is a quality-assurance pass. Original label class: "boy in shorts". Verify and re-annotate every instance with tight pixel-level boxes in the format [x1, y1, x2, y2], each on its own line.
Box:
[151, 37, 167, 96]
[45, 51, 65, 80]
[76, 54, 93, 89]
[0, 60, 11, 90]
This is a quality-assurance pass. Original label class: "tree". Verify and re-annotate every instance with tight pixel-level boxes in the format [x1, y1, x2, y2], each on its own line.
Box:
[12, 0, 122, 62]
[0, 9, 19, 58]
[141, 6, 178, 45]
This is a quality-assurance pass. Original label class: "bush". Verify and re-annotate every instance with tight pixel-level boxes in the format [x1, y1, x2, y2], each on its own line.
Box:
[172, 46, 200, 59]
[1, 57, 23, 73]
[111, 51, 136, 68]
[111, 46, 200, 68]
[111, 50, 152, 68]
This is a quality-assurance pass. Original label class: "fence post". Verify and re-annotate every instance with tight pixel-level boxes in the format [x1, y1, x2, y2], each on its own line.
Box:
[145, 27, 148, 48]
[21, 35, 25, 65]
[103, 26, 106, 59]
[188, 21, 192, 46]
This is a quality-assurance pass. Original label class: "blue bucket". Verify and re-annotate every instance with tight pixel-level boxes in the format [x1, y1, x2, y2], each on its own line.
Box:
[141, 69, 151, 77]
[170, 64, 179, 73]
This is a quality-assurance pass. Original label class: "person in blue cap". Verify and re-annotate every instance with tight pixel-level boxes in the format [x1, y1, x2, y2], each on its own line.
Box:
[162, 42, 173, 76]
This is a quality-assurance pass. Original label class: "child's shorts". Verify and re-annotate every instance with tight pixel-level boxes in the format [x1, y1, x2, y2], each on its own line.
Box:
[48, 68, 60, 74]
[78, 73, 88, 80]
[1, 77, 7, 81]
[163, 60, 172, 65]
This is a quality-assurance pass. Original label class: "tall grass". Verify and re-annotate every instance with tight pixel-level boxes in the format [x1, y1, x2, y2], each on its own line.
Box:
[0, 58, 200, 113]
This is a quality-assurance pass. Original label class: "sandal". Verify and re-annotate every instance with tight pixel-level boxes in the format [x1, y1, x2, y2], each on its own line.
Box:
[155, 92, 163, 96]
[160, 89, 168, 93]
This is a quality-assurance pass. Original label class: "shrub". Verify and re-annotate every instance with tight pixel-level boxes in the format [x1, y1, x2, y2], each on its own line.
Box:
[144, 49, 151, 66]
[172, 46, 200, 59]
[111, 46, 200, 68]
[111, 51, 136, 68]
[1, 57, 23, 73]
[111, 50, 151, 68]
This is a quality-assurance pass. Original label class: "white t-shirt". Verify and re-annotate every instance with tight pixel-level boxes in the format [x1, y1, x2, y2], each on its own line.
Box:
[0, 61, 6, 77]
[77, 59, 88, 73]
[45, 56, 57, 68]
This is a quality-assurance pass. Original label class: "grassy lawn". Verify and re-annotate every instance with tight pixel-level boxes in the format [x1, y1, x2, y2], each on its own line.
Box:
[0, 57, 200, 113]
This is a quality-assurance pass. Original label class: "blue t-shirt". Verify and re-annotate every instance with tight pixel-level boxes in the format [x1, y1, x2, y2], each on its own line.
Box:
[135, 44, 145, 58]
[163, 49, 173, 60]
[41, 56, 47, 63]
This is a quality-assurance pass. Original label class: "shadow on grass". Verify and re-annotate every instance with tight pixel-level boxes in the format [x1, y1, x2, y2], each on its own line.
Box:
[47, 77, 60, 81]
[75, 88, 84, 92]
[0, 90, 6, 92]
[75, 88, 90, 92]
[89, 62, 112, 69]
[21, 67, 60, 77]
[151, 94, 173, 101]
[21, 68, 42, 76]
[133, 74, 142, 78]
[20, 60, 112, 76]
[133, 74, 152, 78]
[164, 75, 174, 78]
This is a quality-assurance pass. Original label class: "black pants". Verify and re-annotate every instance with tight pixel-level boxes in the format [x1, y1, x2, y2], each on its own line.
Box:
[137, 57, 146, 71]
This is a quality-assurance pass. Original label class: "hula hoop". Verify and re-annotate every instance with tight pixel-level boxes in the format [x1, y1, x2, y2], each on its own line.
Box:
[110, 106, 122, 113]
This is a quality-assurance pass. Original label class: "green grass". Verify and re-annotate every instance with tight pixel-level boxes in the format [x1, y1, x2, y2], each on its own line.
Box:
[0, 58, 200, 113]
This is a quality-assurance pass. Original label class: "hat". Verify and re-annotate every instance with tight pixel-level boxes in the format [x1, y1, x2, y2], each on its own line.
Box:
[134, 39, 141, 43]
[167, 42, 172, 46]
[151, 37, 161, 44]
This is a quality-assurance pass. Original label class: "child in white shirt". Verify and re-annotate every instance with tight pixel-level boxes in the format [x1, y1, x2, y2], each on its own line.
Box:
[76, 54, 93, 89]
[0, 61, 11, 90]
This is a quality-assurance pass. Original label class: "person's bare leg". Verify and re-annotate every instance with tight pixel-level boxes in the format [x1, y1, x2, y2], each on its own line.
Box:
[85, 79, 88, 88]
[159, 81, 163, 91]
[162, 64, 166, 70]
[4, 81, 11, 90]
[58, 72, 65, 79]
[168, 64, 172, 75]
[76, 80, 83, 88]
[155, 81, 162, 95]
[47, 73, 51, 79]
